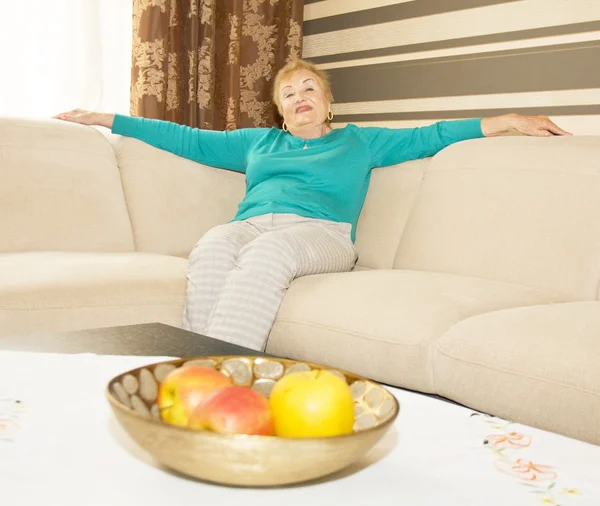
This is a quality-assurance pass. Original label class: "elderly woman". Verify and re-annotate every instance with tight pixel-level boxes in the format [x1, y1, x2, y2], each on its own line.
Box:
[55, 58, 570, 351]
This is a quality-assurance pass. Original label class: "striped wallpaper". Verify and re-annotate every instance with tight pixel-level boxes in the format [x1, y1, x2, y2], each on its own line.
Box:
[303, 0, 600, 135]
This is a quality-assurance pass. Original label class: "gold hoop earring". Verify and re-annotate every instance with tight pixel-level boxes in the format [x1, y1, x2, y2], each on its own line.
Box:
[327, 110, 334, 121]
[282, 122, 288, 132]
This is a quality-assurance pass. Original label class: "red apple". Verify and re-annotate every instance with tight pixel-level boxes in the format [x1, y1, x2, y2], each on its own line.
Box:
[189, 386, 275, 436]
[157, 365, 232, 427]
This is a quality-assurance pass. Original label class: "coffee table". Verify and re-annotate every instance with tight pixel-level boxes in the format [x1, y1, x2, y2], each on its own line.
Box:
[0, 322, 261, 357]
[1, 323, 599, 505]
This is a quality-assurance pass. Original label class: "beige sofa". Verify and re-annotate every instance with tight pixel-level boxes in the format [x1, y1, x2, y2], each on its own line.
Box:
[1, 116, 599, 445]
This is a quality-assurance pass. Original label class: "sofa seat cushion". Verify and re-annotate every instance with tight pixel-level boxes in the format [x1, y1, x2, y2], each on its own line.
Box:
[0, 252, 187, 337]
[267, 269, 567, 392]
[433, 301, 600, 444]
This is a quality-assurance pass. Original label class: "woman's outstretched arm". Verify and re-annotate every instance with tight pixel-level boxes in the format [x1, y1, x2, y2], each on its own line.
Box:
[54, 109, 267, 173]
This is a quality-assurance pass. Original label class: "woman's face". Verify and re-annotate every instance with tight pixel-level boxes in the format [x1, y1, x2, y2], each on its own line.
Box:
[279, 70, 329, 130]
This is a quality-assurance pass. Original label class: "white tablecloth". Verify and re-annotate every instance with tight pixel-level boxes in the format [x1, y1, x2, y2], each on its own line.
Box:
[1, 351, 598, 506]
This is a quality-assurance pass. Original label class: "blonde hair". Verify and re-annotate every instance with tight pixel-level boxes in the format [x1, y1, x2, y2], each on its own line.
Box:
[272, 58, 333, 116]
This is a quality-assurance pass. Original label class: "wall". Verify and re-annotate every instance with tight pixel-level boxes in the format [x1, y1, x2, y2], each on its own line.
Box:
[303, 0, 600, 135]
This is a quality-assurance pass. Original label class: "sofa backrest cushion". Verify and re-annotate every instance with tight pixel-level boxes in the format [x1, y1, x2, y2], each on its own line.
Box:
[0, 118, 135, 253]
[354, 159, 426, 269]
[110, 136, 246, 257]
[394, 136, 600, 300]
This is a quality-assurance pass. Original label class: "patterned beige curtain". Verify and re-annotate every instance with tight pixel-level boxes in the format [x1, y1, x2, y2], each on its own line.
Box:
[131, 0, 303, 130]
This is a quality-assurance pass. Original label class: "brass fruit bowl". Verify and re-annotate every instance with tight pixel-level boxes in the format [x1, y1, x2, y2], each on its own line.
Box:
[106, 356, 399, 487]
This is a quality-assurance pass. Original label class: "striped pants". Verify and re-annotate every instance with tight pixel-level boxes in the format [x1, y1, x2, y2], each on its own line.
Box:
[182, 213, 358, 351]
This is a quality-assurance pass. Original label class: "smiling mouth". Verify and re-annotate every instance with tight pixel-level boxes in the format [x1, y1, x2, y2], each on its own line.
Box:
[296, 106, 312, 113]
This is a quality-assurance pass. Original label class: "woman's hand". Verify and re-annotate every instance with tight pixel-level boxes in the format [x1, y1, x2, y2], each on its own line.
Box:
[53, 109, 115, 129]
[481, 113, 572, 137]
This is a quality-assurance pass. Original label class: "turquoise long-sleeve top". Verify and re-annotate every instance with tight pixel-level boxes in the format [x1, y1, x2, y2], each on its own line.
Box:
[112, 115, 484, 241]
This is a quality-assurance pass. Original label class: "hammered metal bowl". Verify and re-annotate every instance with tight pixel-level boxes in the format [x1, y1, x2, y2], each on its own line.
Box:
[106, 356, 399, 487]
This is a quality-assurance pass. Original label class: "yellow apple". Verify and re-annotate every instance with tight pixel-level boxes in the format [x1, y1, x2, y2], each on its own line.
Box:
[189, 386, 275, 436]
[269, 370, 354, 438]
[157, 365, 232, 427]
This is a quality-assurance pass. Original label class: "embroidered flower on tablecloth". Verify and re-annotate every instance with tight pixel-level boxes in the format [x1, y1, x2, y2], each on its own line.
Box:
[470, 411, 584, 504]
[485, 431, 532, 450]
[494, 458, 558, 482]
[0, 398, 26, 442]
[561, 488, 581, 496]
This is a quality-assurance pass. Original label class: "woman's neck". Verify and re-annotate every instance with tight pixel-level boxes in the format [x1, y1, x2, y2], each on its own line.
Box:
[288, 122, 331, 140]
